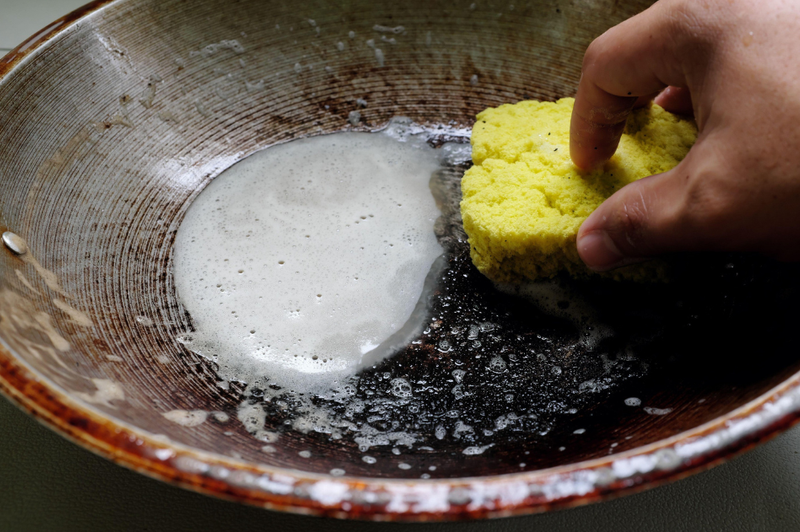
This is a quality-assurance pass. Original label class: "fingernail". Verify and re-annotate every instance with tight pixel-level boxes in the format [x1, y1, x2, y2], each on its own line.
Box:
[577, 231, 625, 271]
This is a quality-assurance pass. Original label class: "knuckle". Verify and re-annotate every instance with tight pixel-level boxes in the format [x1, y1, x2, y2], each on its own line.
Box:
[582, 24, 621, 75]
[666, 0, 703, 29]
[681, 172, 734, 241]
[611, 186, 653, 254]
[581, 38, 605, 73]
[665, 0, 722, 50]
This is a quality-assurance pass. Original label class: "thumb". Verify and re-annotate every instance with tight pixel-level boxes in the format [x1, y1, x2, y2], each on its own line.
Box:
[576, 160, 695, 271]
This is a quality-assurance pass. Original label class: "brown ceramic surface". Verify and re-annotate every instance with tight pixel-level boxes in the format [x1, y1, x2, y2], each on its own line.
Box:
[2, 0, 800, 521]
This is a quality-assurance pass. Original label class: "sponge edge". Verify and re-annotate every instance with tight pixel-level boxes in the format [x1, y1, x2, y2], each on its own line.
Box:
[460, 97, 698, 282]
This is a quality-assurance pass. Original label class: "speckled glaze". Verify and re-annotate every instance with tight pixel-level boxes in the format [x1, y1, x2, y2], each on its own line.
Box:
[2, 0, 800, 521]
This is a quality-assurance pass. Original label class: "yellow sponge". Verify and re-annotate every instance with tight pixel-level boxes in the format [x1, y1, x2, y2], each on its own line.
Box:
[460, 97, 697, 282]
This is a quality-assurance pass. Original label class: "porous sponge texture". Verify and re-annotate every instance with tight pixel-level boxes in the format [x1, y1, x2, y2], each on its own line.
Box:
[460, 97, 697, 282]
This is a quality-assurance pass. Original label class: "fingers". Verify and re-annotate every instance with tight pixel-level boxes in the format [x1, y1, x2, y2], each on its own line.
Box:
[570, 1, 692, 170]
[569, 76, 637, 170]
[654, 86, 694, 116]
[634, 86, 694, 115]
[577, 156, 696, 271]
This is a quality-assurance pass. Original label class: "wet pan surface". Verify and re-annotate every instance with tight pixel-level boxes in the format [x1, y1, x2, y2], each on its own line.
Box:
[1, 0, 800, 520]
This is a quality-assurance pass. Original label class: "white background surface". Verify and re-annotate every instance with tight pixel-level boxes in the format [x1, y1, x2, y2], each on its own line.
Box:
[1, 1, 800, 530]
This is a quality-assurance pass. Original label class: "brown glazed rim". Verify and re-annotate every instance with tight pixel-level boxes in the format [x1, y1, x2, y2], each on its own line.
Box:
[2, 1, 800, 521]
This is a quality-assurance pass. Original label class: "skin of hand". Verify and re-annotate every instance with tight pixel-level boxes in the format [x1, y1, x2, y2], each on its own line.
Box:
[570, 0, 800, 271]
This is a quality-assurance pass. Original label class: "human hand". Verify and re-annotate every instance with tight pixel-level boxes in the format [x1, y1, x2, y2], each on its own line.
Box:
[570, 0, 800, 271]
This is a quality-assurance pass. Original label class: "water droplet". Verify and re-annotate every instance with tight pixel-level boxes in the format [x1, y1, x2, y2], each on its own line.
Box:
[390, 378, 413, 398]
[135, 315, 154, 326]
[2, 231, 27, 255]
[462, 444, 493, 455]
[488, 356, 507, 373]
[644, 406, 673, 416]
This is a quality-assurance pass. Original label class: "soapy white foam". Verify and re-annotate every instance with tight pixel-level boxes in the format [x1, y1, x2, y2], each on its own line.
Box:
[173, 126, 443, 393]
[163, 409, 209, 427]
[76, 378, 125, 408]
